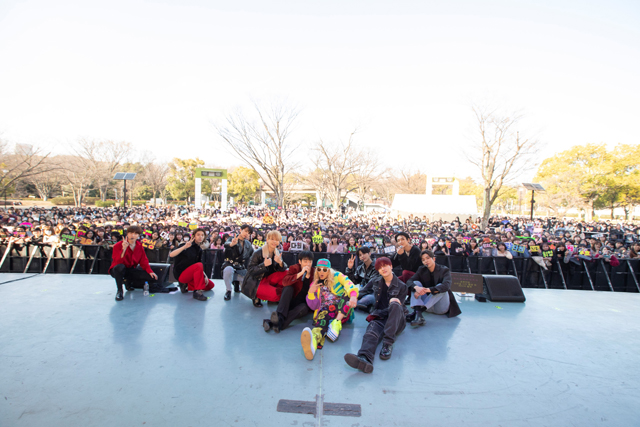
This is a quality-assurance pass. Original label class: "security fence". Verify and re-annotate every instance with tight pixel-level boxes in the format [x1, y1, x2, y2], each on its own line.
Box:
[1, 244, 638, 293]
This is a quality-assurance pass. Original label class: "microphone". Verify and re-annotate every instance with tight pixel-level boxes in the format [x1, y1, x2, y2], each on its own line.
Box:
[301, 270, 307, 281]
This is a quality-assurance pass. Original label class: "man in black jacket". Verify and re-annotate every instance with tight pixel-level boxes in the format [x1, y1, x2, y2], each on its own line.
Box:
[407, 250, 461, 326]
[344, 257, 408, 374]
[221, 224, 253, 301]
[391, 231, 421, 284]
[345, 247, 380, 312]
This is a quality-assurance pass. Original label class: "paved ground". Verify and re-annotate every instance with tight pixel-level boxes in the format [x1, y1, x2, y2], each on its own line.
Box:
[0, 273, 639, 427]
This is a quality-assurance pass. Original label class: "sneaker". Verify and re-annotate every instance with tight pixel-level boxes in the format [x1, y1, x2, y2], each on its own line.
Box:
[344, 353, 374, 373]
[193, 290, 208, 301]
[327, 319, 342, 342]
[301, 327, 317, 360]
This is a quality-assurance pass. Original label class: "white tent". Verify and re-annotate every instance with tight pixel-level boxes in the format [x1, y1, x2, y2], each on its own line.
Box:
[391, 194, 478, 222]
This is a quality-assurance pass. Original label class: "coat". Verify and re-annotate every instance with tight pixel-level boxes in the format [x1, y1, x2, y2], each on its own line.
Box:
[221, 238, 253, 270]
[369, 274, 409, 320]
[242, 246, 288, 299]
[282, 263, 315, 297]
[406, 263, 461, 318]
[305, 271, 358, 321]
[109, 241, 153, 275]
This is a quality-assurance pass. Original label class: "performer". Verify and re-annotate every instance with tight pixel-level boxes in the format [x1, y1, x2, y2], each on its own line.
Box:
[242, 230, 288, 307]
[109, 226, 158, 302]
[264, 250, 315, 333]
[170, 228, 215, 301]
[344, 257, 408, 373]
[300, 259, 358, 361]
[391, 232, 422, 284]
[345, 247, 380, 312]
[407, 250, 461, 326]
[221, 224, 253, 301]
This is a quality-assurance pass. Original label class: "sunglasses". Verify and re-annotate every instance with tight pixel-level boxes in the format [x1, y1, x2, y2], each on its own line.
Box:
[316, 267, 330, 272]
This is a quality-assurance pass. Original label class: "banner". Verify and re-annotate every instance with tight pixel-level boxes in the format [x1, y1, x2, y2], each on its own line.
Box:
[253, 239, 265, 248]
[141, 238, 155, 250]
[312, 231, 323, 244]
[60, 234, 75, 244]
[290, 241, 304, 251]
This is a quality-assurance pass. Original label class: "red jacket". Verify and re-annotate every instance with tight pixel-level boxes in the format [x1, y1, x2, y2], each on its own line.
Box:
[109, 240, 154, 274]
[282, 264, 315, 296]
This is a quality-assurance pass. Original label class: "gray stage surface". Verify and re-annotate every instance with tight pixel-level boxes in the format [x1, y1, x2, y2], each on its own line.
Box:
[0, 273, 638, 427]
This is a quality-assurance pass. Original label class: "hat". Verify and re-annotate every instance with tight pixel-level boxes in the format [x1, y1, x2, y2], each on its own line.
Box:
[317, 258, 331, 268]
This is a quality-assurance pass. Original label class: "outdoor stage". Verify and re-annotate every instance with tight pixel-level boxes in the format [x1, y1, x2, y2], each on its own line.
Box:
[1, 274, 638, 427]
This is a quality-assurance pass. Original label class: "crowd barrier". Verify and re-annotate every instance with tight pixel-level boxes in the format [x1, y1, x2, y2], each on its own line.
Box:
[1, 244, 639, 293]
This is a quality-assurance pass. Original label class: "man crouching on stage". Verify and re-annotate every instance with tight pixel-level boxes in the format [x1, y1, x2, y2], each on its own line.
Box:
[344, 257, 408, 373]
[170, 228, 215, 301]
[110, 226, 158, 301]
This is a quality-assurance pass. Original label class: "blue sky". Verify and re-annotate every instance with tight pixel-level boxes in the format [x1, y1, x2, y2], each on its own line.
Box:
[0, 0, 638, 179]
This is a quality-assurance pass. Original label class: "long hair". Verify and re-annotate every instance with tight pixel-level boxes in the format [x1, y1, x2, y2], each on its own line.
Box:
[313, 267, 336, 290]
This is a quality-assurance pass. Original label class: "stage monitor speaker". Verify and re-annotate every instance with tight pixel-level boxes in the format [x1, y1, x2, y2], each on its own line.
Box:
[481, 274, 525, 302]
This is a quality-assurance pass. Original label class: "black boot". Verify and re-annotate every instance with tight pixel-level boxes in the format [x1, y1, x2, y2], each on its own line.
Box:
[233, 280, 240, 293]
[270, 311, 283, 333]
[411, 307, 426, 327]
[263, 319, 272, 332]
[115, 287, 124, 301]
[344, 353, 374, 373]
[379, 343, 393, 360]
[193, 290, 208, 301]
[179, 282, 188, 293]
[224, 290, 231, 301]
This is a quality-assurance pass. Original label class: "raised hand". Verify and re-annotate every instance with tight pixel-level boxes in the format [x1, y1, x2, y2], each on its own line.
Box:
[184, 236, 194, 249]
[397, 246, 405, 255]
[347, 254, 355, 269]
[309, 280, 318, 294]
[274, 252, 283, 265]
[264, 257, 273, 267]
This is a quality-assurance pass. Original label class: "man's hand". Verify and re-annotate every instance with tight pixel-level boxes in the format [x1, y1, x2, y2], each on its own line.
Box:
[348, 295, 358, 308]
[150, 272, 158, 281]
[122, 236, 129, 250]
[414, 286, 429, 298]
[274, 252, 283, 265]
[264, 257, 272, 267]
[298, 265, 311, 279]
[184, 236, 194, 249]
[347, 254, 355, 269]
[397, 246, 405, 255]
[390, 298, 401, 305]
[230, 236, 238, 247]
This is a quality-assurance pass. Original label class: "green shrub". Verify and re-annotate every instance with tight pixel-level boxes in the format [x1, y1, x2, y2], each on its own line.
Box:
[51, 197, 76, 206]
[95, 200, 117, 207]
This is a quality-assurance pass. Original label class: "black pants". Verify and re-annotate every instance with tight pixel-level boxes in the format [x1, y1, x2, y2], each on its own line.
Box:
[110, 264, 155, 290]
[276, 285, 311, 330]
[357, 302, 406, 362]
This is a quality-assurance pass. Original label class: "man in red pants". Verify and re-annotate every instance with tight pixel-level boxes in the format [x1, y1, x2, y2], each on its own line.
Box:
[170, 228, 215, 301]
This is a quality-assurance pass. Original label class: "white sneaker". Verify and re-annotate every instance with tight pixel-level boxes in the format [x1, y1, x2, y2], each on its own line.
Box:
[301, 327, 317, 360]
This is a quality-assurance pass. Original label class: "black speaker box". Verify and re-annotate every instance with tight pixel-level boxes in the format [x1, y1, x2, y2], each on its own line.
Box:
[479, 274, 526, 302]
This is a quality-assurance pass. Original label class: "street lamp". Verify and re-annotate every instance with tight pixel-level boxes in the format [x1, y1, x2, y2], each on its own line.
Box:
[113, 173, 137, 207]
[521, 183, 545, 220]
[2, 169, 8, 207]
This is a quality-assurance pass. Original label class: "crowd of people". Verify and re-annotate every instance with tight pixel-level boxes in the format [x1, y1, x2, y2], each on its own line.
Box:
[2, 203, 639, 372]
[1, 204, 639, 263]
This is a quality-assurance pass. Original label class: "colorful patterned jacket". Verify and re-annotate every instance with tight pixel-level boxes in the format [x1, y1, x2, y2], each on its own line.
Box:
[306, 271, 358, 321]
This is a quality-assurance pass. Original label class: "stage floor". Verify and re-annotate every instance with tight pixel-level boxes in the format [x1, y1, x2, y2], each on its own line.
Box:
[0, 273, 638, 427]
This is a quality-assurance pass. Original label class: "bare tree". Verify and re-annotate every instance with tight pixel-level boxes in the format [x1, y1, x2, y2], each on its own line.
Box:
[351, 149, 382, 207]
[59, 154, 96, 206]
[29, 157, 64, 201]
[141, 157, 169, 206]
[466, 105, 538, 230]
[214, 100, 300, 207]
[313, 130, 362, 208]
[0, 140, 58, 199]
[73, 139, 132, 201]
[389, 169, 427, 194]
